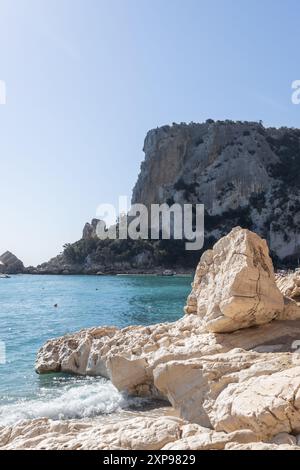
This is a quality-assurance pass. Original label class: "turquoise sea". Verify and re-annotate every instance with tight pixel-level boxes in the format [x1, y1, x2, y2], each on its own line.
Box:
[0, 274, 192, 426]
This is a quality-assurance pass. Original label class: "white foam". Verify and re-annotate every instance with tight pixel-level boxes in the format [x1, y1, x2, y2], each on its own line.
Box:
[0, 378, 132, 426]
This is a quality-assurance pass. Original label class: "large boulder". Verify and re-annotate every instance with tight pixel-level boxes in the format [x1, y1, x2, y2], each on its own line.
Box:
[185, 227, 285, 333]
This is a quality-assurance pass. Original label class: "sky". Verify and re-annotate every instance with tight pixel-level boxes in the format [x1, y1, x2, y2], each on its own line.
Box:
[0, 0, 299, 266]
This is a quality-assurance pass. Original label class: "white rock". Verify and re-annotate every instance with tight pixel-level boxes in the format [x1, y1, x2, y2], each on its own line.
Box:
[36, 315, 300, 398]
[154, 349, 300, 440]
[225, 442, 300, 450]
[31, 227, 300, 450]
[276, 271, 300, 301]
[162, 426, 260, 450]
[270, 433, 297, 446]
[185, 227, 284, 333]
[0, 416, 183, 450]
[0, 415, 263, 451]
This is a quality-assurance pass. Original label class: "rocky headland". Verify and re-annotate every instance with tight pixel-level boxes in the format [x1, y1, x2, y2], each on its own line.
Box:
[3, 227, 300, 450]
[24, 120, 300, 275]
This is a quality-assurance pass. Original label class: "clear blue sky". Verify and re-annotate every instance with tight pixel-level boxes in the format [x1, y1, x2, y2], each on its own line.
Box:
[0, 0, 299, 266]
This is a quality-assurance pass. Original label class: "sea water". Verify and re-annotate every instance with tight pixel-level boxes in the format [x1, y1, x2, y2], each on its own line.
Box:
[0, 274, 192, 426]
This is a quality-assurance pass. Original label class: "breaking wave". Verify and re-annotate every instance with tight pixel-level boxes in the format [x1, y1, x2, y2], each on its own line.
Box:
[0, 376, 150, 427]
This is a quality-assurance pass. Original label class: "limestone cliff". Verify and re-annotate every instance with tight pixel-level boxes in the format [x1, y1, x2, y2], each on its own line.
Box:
[132, 120, 300, 264]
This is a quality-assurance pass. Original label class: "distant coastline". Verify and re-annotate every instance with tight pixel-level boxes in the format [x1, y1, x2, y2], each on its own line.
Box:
[23, 269, 194, 277]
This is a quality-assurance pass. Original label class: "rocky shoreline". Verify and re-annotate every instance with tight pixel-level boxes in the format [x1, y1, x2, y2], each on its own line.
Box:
[2, 227, 300, 450]
[24, 268, 193, 276]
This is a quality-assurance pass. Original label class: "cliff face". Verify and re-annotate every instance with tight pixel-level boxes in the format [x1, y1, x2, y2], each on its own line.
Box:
[32, 120, 300, 274]
[132, 120, 300, 263]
